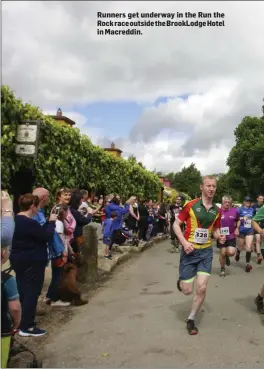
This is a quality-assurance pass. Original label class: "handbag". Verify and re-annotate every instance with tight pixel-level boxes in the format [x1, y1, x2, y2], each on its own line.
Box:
[48, 230, 65, 260]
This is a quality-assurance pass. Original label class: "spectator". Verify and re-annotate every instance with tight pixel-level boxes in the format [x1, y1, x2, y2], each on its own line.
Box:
[10, 194, 56, 337]
[1, 244, 21, 368]
[1, 190, 15, 247]
[125, 196, 139, 233]
[32, 187, 50, 225]
[103, 211, 117, 259]
[138, 200, 149, 241]
[69, 191, 93, 252]
[158, 202, 167, 234]
[45, 204, 70, 307]
[55, 188, 76, 255]
[78, 190, 89, 217]
[104, 195, 131, 246]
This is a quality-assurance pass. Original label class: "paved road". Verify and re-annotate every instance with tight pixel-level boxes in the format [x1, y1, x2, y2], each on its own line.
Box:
[43, 240, 264, 368]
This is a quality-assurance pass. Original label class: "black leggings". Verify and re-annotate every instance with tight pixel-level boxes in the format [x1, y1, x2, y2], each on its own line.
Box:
[138, 217, 148, 240]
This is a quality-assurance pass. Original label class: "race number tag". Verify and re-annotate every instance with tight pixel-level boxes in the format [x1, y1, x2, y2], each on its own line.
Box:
[194, 228, 209, 244]
[244, 218, 252, 228]
[220, 227, 230, 236]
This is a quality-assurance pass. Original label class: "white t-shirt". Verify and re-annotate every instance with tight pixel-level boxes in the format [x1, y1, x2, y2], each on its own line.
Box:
[56, 220, 67, 254]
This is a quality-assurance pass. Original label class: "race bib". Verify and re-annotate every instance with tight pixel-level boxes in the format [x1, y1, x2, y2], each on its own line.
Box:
[244, 218, 252, 228]
[194, 228, 209, 244]
[220, 227, 230, 236]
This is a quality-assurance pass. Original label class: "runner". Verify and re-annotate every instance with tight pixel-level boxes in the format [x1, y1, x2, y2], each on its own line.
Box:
[235, 196, 255, 272]
[169, 196, 183, 253]
[253, 194, 264, 264]
[218, 195, 240, 277]
[173, 176, 225, 335]
[252, 204, 264, 313]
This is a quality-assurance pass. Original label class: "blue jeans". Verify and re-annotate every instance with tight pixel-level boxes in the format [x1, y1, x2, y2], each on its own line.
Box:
[46, 265, 63, 302]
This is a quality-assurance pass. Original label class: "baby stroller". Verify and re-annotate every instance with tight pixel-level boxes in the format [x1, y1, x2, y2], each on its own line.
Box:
[122, 224, 140, 246]
[4, 331, 43, 368]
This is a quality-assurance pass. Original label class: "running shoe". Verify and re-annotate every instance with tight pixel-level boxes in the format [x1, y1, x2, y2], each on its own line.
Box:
[186, 319, 198, 335]
[257, 255, 262, 265]
[245, 264, 252, 272]
[219, 269, 226, 277]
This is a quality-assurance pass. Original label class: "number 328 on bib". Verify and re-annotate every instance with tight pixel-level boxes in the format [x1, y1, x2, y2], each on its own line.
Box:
[194, 228, 209, 244]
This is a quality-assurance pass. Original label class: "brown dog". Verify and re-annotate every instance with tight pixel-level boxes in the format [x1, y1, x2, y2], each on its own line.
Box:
[57, 253, 88, 306]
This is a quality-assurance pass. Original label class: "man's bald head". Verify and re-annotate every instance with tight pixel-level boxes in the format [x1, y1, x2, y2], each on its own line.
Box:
[33, 188, 49, 207]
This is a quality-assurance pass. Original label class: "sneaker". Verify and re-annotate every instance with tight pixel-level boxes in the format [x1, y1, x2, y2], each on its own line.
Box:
[225, 256, 231, 267]
[254, 295, 264, 314]
[186, 319, 198, 335]
[19, 327, 47, 337]
[245, 264, 252, 273]
[219, 269, 226, 277]
[50, 300, 71, 307]
[104, 255, 112, 260]
[257, 255, 263, 265]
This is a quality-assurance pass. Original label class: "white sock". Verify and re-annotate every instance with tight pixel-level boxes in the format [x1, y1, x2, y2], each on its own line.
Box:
[188, 313, 195, 320]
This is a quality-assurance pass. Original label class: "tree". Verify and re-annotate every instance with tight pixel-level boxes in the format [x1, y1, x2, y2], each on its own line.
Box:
[165, 172, 175, 182]
[227, 115, 264, 198]
[173, 163, 202, 199]
[128, 155, 137, 162]
[213, 173, 241, 203]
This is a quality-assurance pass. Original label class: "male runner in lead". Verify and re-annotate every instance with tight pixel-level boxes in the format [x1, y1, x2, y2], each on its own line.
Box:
[173, 176, 225, 335]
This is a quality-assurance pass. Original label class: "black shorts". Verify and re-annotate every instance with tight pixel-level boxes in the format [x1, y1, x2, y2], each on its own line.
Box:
[217, 238, 236, 249]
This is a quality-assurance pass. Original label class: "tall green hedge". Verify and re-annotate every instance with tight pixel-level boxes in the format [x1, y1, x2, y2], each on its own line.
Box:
[1, 85, 162, 199]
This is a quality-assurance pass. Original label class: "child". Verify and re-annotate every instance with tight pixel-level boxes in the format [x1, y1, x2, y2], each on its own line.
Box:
[45, 204, 71, 307]
[103, 211, 117, 259]
[1, 245, 21, 368]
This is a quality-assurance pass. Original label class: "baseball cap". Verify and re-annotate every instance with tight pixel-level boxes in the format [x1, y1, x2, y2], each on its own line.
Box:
[244, 196, 252, 201]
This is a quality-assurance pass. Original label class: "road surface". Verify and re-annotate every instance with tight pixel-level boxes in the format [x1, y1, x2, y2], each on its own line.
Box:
[43, 240, 264, 368]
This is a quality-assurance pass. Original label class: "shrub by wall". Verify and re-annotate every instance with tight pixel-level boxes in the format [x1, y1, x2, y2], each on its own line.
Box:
[1, 86, 162, 199]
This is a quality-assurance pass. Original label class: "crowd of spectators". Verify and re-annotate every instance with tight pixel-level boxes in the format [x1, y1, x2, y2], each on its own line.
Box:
[1, 185, 186, 367]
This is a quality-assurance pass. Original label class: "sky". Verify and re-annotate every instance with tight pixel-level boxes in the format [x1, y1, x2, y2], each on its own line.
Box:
[2, 1, 264, 175]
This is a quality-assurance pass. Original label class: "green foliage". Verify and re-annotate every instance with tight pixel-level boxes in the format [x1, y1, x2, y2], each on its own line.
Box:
[1, 86, 162, 199]
[227, 116, 264, 197]
[213, 173, 241, 203]
[172, 163, 202, 199]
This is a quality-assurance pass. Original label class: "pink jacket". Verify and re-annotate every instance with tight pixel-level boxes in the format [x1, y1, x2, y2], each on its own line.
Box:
[64, 208, 76, 245]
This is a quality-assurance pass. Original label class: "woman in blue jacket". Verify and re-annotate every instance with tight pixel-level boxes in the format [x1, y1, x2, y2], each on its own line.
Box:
[104, 195, 131, 247]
